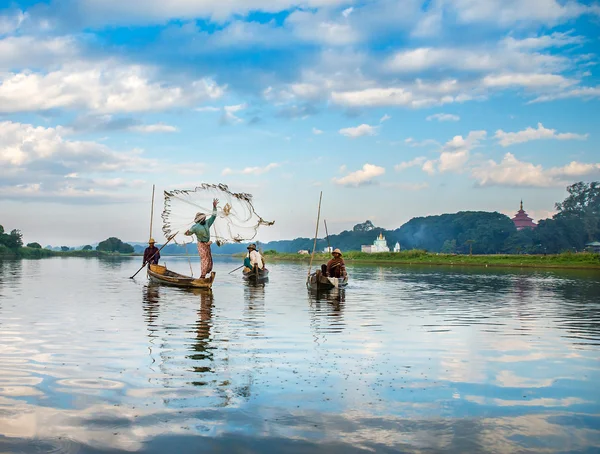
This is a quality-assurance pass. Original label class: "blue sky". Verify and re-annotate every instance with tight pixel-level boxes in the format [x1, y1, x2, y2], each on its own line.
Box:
[1, 0, 599, 245]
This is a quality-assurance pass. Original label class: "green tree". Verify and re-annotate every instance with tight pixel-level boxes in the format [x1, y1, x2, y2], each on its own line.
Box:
[26, 242, 42, 249]
[441, 239, 456, 253]
[82, 245, 93, 251]
[554, 181, 600, 242]
[2, 229, 23, 249]
[60, 246, 70, 252]
[96, 237, 134, 254]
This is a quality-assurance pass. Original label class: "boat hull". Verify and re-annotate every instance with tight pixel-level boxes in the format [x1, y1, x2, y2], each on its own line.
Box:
[307, 272, 348, 290]
[148, 264, 215, 289]
[243, 267, 269, 281]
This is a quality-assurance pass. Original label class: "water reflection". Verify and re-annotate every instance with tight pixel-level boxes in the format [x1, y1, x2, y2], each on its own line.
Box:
[308, 288, 346, 335]
[189, 290, 215, 377]
[0, 257, 599, 453]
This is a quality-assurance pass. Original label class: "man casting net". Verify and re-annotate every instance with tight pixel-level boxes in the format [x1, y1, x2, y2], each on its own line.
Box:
[162, 184, 274, 276]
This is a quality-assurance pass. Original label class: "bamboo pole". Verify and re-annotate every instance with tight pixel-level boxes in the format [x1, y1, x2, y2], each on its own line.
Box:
[324, 219, 331, 252]
[307, 191, 323, 279]
[149, 184, 155, 240]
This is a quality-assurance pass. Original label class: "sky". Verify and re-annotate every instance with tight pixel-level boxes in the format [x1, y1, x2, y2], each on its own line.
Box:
[1, 0, 599, 246]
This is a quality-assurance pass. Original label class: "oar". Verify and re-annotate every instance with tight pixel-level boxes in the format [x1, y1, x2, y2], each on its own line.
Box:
[228, 265, 244, 275]
[130, 233, 178, 279]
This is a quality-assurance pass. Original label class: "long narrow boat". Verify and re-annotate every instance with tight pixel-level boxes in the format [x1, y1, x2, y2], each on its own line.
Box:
[307, 271, 348, 291]
[243, 266, 269, 282]
[148, 264, 215, 289]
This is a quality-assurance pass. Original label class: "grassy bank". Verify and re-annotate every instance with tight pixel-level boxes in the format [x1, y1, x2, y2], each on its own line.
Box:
[0, 246, 135, 259]
[259, 250, 600, 269]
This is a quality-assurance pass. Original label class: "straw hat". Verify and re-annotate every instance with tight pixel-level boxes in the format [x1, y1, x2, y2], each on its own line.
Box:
[148, 238, 156, 244]
[332, 248, 342, 256]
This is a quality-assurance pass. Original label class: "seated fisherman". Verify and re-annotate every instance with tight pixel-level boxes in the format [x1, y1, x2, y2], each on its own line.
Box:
[245, 243, 264, 270]
[326, 248, 347, 278]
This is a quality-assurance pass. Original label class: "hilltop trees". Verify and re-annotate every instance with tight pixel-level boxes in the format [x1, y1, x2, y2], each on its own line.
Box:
[96, 237, 134, 254]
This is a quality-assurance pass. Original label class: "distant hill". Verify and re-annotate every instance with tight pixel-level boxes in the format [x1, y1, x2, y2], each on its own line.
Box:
[65, 212, 518, 256]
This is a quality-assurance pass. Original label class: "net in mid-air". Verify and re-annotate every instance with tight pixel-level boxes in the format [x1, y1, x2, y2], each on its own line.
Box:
[161, 183, 274, 246]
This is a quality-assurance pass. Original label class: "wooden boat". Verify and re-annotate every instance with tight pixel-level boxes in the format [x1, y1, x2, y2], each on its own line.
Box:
[307, 271, 348, 291]
[243, 266, 269, 282]
[148, 264, 215, 289]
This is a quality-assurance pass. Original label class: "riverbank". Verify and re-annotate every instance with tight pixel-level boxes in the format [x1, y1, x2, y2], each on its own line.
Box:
[258, 250, 600, 269]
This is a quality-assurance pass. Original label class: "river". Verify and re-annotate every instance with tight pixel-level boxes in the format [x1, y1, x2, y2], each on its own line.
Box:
[0, 257, 599, 453]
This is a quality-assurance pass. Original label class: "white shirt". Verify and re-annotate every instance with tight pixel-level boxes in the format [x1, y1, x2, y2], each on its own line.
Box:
[249, 250, 264, 269]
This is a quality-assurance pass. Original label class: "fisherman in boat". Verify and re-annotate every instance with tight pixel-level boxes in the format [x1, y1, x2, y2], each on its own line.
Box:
[143, 238, 160, 266]
[185, 198, 218, 278]
[244, 243, 264, 272]
[326, 248, 347, 279]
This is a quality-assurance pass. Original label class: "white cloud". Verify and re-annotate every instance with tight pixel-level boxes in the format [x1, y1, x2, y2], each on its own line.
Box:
[424, 130, 487, 174]
[287, 10, 359, 46]
[405, 138, 440, 148]
[447, 0, 600, 26]
[221, 162, 280, 176]
[332, 87, 454, 108]
[0, 10, 26, 35]
[495, 123, 588, 146]
[427, 113, 460, 122]
[385, 46, 567, 74]
[502, 31, 584, 50]
[333, 163, 385, 186]
[312, 127, 324, 135]
[472, 152, 600, 187]
[529, 86, 600, 103]
[76, 0, 352, 23]
[422, 160, 436, 175]
[129, 123, 178, 133]
[221, 103, 247, 124]
[380, 114, 391, 123]
[342, 7, 354, 18]
[0, 62, 224, 114]
[395, 157, 426, 172]
[339, 123, 378, 138]
[0, 120, 157, 201]
[195, 106, 221, 112]
[0, 35, 80, 71]
[482, 73, 575, 88]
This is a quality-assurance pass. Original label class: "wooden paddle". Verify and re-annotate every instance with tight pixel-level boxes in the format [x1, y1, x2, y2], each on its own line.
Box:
[130, 233, 177, 279]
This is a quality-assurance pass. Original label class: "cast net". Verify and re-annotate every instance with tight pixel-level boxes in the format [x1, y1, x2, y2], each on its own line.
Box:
[161, 183, 274, 246]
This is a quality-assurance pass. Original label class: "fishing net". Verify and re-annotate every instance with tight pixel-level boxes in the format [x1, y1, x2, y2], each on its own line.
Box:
[161, 183, 274, 246]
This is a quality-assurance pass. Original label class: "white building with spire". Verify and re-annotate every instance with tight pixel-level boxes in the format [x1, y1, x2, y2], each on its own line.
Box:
[394, 242, 401, 252]
[361, 233, 390, 253]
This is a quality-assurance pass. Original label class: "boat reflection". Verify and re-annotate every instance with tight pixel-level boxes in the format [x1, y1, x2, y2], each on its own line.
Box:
[308, 287, 346, 336]
[188, 289, 215, 376]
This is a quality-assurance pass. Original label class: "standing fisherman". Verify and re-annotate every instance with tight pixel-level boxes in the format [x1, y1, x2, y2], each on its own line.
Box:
[185, 198, 218, 278]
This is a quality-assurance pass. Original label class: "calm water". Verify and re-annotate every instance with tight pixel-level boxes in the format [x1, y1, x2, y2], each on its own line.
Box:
[1, 257, 599, 453]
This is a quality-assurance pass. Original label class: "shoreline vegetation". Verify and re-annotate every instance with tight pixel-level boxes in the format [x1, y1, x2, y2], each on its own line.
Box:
[254, 250, 600, 270]
[0, 246, 136, 259]
[2, 247, 599, 270]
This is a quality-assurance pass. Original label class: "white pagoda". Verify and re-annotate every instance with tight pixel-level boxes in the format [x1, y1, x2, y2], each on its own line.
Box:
[394, 242, 401, 252]
[361, 233, 390, 253]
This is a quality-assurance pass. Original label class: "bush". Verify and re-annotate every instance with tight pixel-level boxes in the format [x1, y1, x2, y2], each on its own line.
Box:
[27, 242, 42, 249]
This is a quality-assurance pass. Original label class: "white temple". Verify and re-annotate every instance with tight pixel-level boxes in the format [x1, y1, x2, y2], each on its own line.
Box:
[394, 242, 401, 252]
[361, 233, 390, 253]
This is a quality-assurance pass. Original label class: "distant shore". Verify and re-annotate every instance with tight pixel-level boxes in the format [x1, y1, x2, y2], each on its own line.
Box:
[0, 247, 135, 259]
[257, 250, 600, 270]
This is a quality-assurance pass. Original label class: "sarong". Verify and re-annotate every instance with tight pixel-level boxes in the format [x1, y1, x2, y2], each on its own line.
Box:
[197, 241, 213, 277]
